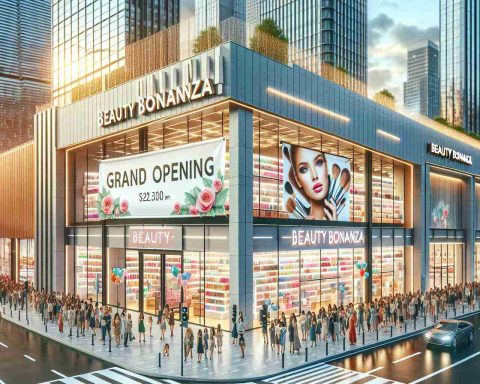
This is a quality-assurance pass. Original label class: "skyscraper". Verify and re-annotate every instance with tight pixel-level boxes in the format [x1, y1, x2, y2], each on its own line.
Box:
[403, 41, 440, 119]
[52, 0, 180, 107]
[440, 0, 479, 132]
[194, 0, 246, 36]
[0, 0, 50, 152]
[260, 0, 367, 87]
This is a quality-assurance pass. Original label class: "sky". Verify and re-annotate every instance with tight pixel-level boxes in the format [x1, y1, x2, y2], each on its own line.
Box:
[368, 0, 439, 103]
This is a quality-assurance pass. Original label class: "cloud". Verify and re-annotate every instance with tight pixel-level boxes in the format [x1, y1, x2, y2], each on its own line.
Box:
[370, 13, 395, 31]
[369, 69, 393, 90]
[369, 13, 395, 46]
[391, 24, 440, 47]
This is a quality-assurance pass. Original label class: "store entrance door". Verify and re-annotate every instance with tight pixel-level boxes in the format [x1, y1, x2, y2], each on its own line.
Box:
[140, 252, 182, 317]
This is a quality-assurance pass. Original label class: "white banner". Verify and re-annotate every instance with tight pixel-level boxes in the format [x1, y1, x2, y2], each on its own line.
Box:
[97, 138, 227, 219]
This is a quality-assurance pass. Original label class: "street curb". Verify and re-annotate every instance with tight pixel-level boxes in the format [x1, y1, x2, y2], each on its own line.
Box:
[2, 308, 479, 383]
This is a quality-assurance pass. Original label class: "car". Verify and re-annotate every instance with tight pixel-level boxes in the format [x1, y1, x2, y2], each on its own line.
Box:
[425, 319, 474, 348]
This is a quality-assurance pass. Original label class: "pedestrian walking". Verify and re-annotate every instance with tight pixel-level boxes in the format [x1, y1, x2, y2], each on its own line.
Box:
[168, 310, 175, 337]
[209, 327, 216, 360]
[148, 315, 153, 338]
[138, 312, 146, 342]
[114, 313, 121, 346]
[197, 329, 204, 363]
[124, 313, 132, 347]
[216, 324, 223, 353]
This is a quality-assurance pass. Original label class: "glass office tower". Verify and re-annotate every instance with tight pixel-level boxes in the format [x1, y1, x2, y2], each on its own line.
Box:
[52, 0, 179, 107]
[404, 40, 440, 119]
[440, 0, 480, 133]
[260, 0, 367, 88]
[0, 0, 50, 152]
[195, 0, 246, 33]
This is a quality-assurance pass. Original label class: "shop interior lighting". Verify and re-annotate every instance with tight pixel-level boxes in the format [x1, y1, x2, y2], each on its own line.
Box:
[253, 236, 274, 239]
[183, 236, 228, 240]
[266, 87, 350, 123]
[377, 129, 401, 142]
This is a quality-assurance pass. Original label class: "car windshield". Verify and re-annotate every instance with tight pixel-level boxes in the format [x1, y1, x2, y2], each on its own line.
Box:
[435, 322, 457, 332]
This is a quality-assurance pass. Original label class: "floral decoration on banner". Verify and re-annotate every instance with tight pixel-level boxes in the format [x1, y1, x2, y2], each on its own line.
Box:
[431, 201, 449, 228]
[170, 170, 228, 217]
[97, 187, 132, 219]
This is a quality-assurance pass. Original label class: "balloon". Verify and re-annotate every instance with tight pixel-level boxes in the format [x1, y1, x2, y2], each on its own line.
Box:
[360, 269, 365, 277]
[171, 266, 179, 277]
[181, 279, 189, 287]
[181, 272, 189, 280]
[355, 262, 362, 270]
[115, 276, 120, 284]
[362, 262, 368, 270]
[363, 272, 370, 279]
[339, 285, 345, 292]
[111, 275, 116, 282]
[185, 272, 191, 280]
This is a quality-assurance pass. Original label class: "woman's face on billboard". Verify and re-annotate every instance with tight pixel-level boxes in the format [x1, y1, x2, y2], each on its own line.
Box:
[292, 147, 329, 202]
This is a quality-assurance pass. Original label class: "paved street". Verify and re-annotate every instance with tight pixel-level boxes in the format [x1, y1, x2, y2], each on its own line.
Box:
[3, 300, 478, 381]
[328, 311, 480, 384]
[0, 316, 112, 384]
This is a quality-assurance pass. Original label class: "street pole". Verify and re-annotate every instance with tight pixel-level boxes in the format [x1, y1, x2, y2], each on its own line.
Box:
[181, 285, 184, 377]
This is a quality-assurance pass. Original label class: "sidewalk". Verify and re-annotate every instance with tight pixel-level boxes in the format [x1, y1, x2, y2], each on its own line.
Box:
[1, 301, 478, 382]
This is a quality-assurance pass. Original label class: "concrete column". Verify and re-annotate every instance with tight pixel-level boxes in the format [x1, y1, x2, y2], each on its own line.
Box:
[413, 164, 430, 291]
[365, 151, 373, 302]
[228, 106, 254, 330]
[463, 176, 475, 283]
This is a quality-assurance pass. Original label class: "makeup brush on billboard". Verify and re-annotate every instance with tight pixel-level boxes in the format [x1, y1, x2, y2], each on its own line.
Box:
[286, 197, 305, 219]
[334, 169, 351, 204]
[284, 181, 309, 216]
[328, 164, 340, 200]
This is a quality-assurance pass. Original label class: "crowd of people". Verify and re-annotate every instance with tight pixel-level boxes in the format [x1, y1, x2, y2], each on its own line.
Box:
[0, 274, 230, 362]
[1, 274, 480, 362]
[261, 281, 480, 349]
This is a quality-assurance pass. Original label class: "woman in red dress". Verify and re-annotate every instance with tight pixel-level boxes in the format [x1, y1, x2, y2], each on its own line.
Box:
[58, 308, 64, 333]
[349, 310, 357, 345]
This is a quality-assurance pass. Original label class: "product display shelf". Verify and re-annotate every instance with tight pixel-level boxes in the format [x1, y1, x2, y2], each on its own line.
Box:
[143, 254, 161, 308]
[278, 252, 300, 313]
[372, 174, 405, 224]
[126, 252, 140, 306]
[254, 252, 278, 314]
[205, 252, 229, 319]
[253, 154, 283, 214]
[83, 172, 100, 221]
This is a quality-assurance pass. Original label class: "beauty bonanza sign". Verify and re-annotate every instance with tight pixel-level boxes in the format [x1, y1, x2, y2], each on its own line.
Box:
[97, 138, 227, 219]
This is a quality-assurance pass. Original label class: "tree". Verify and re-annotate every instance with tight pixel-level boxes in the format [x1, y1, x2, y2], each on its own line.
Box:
[193, 27, 223, 54]
[373, 88, 396, 109]
[249, 19, 289, 64]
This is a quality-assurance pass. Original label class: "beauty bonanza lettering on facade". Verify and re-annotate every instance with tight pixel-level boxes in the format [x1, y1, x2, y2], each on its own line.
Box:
[97, 78, 216, 128]
[428, 143, 473, 166]
[281, 227, 366, 250]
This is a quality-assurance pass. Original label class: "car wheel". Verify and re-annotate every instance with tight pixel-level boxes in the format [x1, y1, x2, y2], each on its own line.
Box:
[452, 337, 457, 349]
[469, 332, 474, 343]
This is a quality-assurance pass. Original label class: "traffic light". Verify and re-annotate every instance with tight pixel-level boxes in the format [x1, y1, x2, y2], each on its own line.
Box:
[261, 304, 268, 327]
[232, 304, 237, 323]
[181, 306, 188, 327]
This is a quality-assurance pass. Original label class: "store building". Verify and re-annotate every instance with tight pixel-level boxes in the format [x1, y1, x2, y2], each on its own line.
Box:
[0, 143, 35, 283]
[34, 43, 480, 329]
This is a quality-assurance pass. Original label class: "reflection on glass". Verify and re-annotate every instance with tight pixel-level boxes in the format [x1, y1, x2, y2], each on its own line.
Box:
[143, 253, 161, 315]
[126, 250, 139, 311]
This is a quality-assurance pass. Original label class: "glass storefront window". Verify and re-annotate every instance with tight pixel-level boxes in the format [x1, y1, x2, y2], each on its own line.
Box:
[75, 245, 88, 299]
[126, 250, 139, 311]
[19, 239, 35, 286]
[278, 251, 300, 315]
[430, 173, 463, 229]
[253, 113, 369, 221]
[0, 239, 12, 277]
[143, 253, 161, 314]
[429, 243, 463, 289]
[372, 229, 405, 299]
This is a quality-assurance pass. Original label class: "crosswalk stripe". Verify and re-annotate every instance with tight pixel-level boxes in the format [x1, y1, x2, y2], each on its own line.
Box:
[271, 365, 339, 383]
[267, 362, 327, 381]
[264, 364, 405, 384]
[39, 368, 180, 384]
[110, 367, 160, 384]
